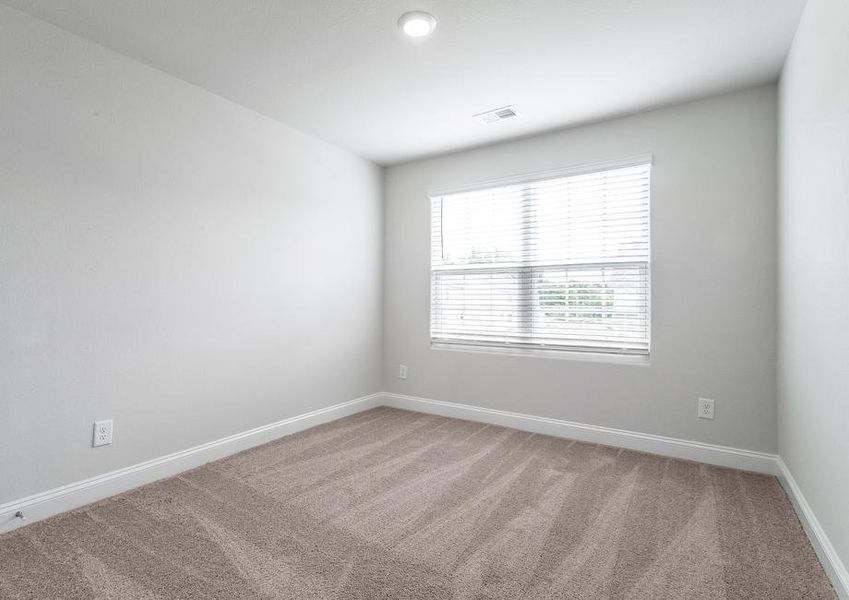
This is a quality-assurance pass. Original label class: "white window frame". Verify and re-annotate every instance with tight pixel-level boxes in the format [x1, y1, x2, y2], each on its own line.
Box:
[428, 155, 652, 361]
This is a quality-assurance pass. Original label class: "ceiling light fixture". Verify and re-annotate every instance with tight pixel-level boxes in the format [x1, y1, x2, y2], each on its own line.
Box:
[398, 11, 437, 38]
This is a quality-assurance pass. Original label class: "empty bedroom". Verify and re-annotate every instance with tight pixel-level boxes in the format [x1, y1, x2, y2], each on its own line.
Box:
[1, 0, 847, 598]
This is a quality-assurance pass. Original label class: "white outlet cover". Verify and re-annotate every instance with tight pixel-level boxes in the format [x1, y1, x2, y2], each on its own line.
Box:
[698, 398, 715, 420]
[399, 364, 408, 379]
[93, 419, 113, 447]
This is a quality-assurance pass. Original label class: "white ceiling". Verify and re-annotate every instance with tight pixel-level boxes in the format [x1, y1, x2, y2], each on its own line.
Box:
[2, 0, 806, 165]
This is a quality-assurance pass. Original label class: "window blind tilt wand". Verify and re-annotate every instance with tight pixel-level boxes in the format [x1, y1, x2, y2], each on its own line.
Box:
[430, 160, 651, 356]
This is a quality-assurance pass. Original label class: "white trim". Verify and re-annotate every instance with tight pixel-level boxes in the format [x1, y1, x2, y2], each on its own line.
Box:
[431, 341, 651, 365]
[3, 389, 845, 598]
[428, 159, 653, 360]
[381, 393, 778, 475]
[0, 393, 381, 534]
[777, 458, 849, 599]
[427, 153, 654, 198]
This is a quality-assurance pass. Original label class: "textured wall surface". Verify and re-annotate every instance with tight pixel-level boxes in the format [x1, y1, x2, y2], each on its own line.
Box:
[384, 86, 779, 453]
[778, 0, 849, 577]
[0, 5, 383, 503]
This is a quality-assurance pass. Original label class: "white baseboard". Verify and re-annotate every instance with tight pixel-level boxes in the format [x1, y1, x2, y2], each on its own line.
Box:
[384, 393, 849, 596]
[0, 393, 381, 535]
[777, 458, 849, 599]
[2, 390, 844, 599]
[381, 393, 779, 475]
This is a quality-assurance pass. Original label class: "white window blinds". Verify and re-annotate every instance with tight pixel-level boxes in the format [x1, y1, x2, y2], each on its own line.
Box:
[430, 160, 651, 355]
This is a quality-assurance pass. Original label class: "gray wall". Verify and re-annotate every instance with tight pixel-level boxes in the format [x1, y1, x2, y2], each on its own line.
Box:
[0, 5, 383, 504]
[778, 0, 849, 573]
[384, 86, 778, 453]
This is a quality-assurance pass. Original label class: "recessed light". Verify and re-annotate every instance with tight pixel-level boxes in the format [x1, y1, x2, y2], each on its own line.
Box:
[398, 11, 437, 38]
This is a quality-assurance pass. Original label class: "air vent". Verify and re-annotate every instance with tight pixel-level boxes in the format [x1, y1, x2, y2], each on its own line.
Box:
[474, 105, 519, 124]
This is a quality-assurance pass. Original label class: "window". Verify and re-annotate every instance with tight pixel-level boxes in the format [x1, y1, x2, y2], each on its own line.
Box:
[430, 158, 651, 356]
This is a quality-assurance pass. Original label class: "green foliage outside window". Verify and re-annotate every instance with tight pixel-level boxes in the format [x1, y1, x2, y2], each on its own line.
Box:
[537, 280, 614, 321]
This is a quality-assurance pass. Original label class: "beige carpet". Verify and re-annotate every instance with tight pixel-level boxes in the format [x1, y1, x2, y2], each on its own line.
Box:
[0, 407, 835, 599]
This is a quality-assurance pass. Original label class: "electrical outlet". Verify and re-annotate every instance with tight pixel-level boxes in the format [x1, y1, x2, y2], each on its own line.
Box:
[698, 398, 715, 420]
[92, 419, 113, 447]
[399, 364, 408, 379]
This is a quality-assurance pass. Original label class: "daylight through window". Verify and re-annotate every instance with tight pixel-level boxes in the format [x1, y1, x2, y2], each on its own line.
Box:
[430, 160, 651, 356]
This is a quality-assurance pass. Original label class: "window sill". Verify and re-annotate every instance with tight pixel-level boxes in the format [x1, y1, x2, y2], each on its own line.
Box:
[430, 342, 651, 366]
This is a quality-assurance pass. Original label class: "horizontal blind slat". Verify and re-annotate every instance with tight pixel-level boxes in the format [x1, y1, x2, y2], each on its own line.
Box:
[431, 162, 651, 355]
